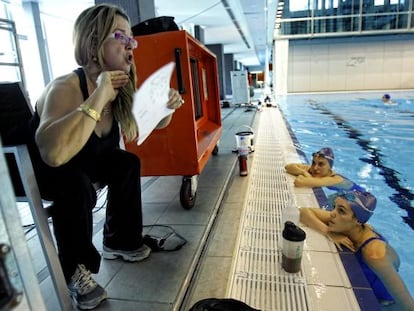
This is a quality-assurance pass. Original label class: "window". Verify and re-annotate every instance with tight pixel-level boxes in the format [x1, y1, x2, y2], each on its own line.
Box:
[190, 58, 203, 120]
[290, 0, 309, 12]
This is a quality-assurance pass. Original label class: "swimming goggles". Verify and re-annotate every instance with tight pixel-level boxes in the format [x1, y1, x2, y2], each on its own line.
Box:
[312, 152, 334, 162]
[109, 32, 138, 49]
[339, 191, 373, 215]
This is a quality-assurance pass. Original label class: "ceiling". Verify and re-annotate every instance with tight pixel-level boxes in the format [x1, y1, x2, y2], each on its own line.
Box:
[155, 0, 278, 70]
[32, 0, 278, 70]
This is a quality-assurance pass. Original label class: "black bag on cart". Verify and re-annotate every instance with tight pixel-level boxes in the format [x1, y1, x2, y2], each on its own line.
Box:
[132, 16, 179, 36]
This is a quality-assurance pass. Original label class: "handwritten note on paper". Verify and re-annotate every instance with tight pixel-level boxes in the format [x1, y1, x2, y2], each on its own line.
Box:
[132, 62, 176, 145]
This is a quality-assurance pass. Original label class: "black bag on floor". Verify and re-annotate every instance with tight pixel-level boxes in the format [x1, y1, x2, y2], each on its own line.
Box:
[143, 225, 187, 252]
[189, 298, 261, 311]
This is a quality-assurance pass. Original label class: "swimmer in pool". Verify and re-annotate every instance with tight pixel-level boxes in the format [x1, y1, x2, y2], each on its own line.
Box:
[299, 190, 414, 309]
[382, 93, 397, 106]
[285, 147, 365, 191]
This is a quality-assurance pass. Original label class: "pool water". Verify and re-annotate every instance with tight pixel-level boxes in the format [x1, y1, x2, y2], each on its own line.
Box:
[278, 91, 414, 296]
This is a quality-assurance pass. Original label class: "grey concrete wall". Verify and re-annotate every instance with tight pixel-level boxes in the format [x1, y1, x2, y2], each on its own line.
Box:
[282, 34, 414, 92]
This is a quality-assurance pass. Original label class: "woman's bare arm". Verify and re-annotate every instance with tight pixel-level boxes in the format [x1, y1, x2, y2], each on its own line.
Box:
[363, 242, 414, 310]
[36, 71, 121, 166]
[285, 163, 311, 176]
[294, 174, 344, 188]
[299, 208, 331, 234]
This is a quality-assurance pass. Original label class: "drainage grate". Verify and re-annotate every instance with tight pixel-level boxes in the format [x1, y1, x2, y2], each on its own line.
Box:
[227, 109, 312, 311]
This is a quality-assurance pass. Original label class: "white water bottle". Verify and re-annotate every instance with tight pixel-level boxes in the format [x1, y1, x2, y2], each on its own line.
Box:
[281, 199, 300, 226]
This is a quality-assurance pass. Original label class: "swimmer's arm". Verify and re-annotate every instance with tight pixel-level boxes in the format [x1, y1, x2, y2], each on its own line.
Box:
[294, 174, 343, 188]
[363, 243, 414, 310]
[285, 163, 311, 176]
[299, 208, 330, 234]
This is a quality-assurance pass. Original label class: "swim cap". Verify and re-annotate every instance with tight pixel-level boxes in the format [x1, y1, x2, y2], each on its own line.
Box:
[329, 190, 377, 224]
[383, 94, 390, 100]
[313, 147, 334, 167]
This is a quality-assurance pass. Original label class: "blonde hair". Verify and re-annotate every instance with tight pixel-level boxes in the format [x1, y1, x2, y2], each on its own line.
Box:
[73, 4, 137, 141]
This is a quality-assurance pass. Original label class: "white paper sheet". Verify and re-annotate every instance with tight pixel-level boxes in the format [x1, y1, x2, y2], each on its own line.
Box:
[132, 61, 176, 145]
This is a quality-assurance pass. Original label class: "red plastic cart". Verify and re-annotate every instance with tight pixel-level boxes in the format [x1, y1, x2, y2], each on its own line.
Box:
[125, 30, 222, 209]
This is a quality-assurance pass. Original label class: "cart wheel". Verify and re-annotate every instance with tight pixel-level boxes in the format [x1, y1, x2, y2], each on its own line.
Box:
[180, 179, 197, 209]
[212, 145, 219, 155]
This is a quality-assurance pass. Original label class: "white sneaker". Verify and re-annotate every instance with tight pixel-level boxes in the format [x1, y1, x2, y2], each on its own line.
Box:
[68, 264, 107, 310]
[102, 244, 151, 262]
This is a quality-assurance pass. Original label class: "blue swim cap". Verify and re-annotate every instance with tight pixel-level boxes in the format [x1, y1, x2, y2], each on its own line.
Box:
[313, 147, 334, 167]
[383, 94, 390, 100]
[328, 190, 377, 224]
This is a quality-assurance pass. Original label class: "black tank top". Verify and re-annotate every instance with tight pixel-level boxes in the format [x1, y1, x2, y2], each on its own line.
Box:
[27, 68, 120, 179]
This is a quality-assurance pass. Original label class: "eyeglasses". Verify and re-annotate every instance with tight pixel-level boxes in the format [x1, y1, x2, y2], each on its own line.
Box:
[109, 32, 138, 49]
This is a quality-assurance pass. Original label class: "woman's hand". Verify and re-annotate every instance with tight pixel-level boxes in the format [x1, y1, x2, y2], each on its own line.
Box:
[327, 232, 355, 252]
[302, 170, 312, 177]
[155, 88, 184, 129]
[166, 88, 184, 110]
[285, 164, 311, 177]
[96, 70, 129, 102]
